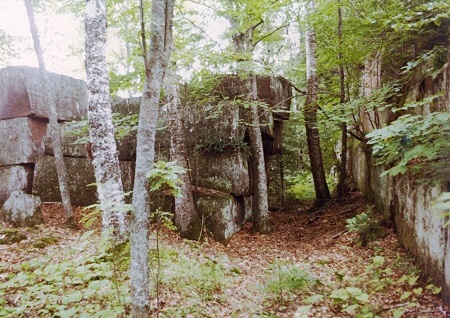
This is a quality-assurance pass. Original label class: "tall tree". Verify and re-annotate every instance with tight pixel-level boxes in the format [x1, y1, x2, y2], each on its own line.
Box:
[165, 65, 201, 240]
[130, 0, 175, 316]
[304, 0, 331, 207]
[24, 0, 76, 228]
[84, 0, 129, 240]
[337, 0, 347, 198]
[227, 1, 271, 234]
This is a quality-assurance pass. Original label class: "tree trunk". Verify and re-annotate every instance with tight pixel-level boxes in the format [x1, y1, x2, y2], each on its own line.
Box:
[228, 9, 271, 234]
[165, 67, 201, 240]
[337, 2, 348, 199]
[304, 0, 331, 207]
[85, 0, 129, 240]
[247, 73, 271, 233]
[24, 0, 76, 228]
[130, 0, 174, 316]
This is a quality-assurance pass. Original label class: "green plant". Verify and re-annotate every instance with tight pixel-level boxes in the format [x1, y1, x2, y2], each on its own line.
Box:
[264, 261, 316, 305]
[346, 207, 387, 246]
[366, 111, 450, 182]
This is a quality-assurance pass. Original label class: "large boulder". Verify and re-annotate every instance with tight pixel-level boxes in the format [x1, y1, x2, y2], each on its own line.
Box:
[0, 165, 34, 206]
[0, 191, 43, 227]
[196, 191, 246, 245]
[191, 148, 250, 196]
[33, 155, 135, 206]
[0, 118, 47, 166]
[0, 66, 87, 121]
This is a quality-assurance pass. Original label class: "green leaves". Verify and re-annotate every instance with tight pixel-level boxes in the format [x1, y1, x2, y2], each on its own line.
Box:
[366, 111, 450, 182]
[146, 160, 187, 197]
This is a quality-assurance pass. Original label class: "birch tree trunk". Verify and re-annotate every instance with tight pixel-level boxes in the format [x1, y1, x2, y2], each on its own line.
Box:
[165, 67, 201, 240]
[304, 0, 331, 207]
[24, 0, 76, 228]
[337, 2, 348, 198]
[130, 0, 175, 316]
[228, 9, 271, 234]
[85, 0, 128, 240]
[247, 73, 271, 233]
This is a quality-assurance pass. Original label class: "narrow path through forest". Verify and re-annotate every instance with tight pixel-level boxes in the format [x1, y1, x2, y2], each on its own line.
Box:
[1, 192, 449, 317]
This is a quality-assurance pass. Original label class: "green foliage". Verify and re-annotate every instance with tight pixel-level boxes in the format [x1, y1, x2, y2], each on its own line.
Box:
[346, 207, 387, 246]
[32, 236, 58, 249]
[0, 245, 129, 317]
[434, 193, 450, 227]
[366, 111, 450, 181]
[263, 261, 316, 305]
[0, 229, 27, 245]
[146, 160, 187, 197]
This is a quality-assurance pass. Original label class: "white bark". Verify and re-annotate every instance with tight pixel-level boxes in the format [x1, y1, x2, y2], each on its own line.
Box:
[24, 0, 75, 228]
[130, 0, 175, 316]
[165, 66, 201, 239]
[228, 6, 271, 233]
[85, 0, 128, 240]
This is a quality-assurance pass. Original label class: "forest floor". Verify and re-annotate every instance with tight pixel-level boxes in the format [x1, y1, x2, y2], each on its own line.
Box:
[1, 191, 449, 317]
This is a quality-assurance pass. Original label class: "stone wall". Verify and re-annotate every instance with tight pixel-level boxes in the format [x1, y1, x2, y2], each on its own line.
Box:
[0, 66, 291, 245]
[348, 59, 450, 306]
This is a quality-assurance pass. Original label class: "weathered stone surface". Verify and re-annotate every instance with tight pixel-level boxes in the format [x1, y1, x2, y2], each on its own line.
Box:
[0, 66, 87, 121]
[0, 118, 47, 166]
[0, 191, 43, 227]
[33, 155, 135, 206]
[0, 165, 33, 207]
[191, 149, 250, 196]
[196, 193, 245, 245]
[183, 101, 246, 149]
[44, 122, 137, 161]
[111, 97, 141, 115]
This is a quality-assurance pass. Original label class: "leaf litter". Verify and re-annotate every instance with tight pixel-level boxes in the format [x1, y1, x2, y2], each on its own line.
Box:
[0, 192, 448, 317]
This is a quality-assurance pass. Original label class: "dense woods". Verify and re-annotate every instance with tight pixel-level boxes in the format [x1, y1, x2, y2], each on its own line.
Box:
[0, 0, 449, 316]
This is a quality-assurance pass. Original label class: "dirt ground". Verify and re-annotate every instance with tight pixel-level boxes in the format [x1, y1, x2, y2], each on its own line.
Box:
[1, 192, 449, 317]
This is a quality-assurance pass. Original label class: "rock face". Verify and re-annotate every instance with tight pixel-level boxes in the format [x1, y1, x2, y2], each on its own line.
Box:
[0, 118, 47, 166]
[0, 66, 292, 244]
[348, 58, 450, 307]
[0, 66, 87, 120]
[0, 166, 34, 207]
[0, 191, 43, 227]
[33, 155, 135, 206]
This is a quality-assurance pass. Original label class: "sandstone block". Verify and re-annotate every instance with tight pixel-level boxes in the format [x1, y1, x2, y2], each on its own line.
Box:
[0, 118, 47, 166]
[0, 191, 43, 227]
[33, 155, 135, 206]
[0, 166, 34, 207]
[0, 66, 87, 121]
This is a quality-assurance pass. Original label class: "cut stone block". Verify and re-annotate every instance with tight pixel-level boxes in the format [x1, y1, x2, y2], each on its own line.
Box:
[0, 165, 34, 207]
[0, 66, 87, 121]
[33, 155, 135, 206]
[196, 192, 245, 245]
[191, 149, 250, 196]
[44, 121, 137, 161]
[0, 191, 43, 227]
[0, 118, 47, 166]
[182, 101, 246, 149]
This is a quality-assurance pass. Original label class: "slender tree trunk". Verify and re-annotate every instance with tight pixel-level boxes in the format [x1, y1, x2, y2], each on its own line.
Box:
[24, 0, 76, 228]
[85, 0, 129, 240]
[304, 0, 331, 207]
[130, 0, 174, 316]
[247, 73, 271, 233]
[337, 2, 348, 198]
[165, 66, 201, 239]
[228, 9, 271, 233]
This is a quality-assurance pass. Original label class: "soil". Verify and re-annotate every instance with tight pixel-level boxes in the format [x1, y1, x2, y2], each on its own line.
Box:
[1, 192, 449, 317]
